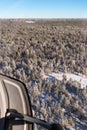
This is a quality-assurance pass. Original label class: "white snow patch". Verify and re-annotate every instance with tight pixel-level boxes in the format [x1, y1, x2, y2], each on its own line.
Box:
[46, 72, 87, 88]
[26, 20, 35, 23]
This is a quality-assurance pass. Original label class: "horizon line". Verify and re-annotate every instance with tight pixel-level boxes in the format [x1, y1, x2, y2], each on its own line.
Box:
[0, 17, 87, 19]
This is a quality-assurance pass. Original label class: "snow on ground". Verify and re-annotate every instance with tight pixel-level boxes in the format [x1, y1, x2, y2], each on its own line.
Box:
[26, 20, 35, 23]
[33, 72, 87, 130]
[73, 117, 87, 130]
[45, 72, 87, 88]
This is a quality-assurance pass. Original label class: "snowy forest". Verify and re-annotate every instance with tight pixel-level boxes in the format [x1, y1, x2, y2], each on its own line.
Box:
[0, 19, 87, 130]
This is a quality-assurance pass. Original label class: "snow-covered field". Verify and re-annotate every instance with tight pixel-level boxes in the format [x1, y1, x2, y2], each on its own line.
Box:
[44, 72, 87, 88]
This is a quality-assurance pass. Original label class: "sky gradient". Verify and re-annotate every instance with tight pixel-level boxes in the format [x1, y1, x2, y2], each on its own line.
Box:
[0, 0, 87, 18]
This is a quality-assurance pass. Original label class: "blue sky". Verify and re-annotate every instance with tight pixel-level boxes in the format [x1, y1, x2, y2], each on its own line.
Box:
[0, 0, 87, 18]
